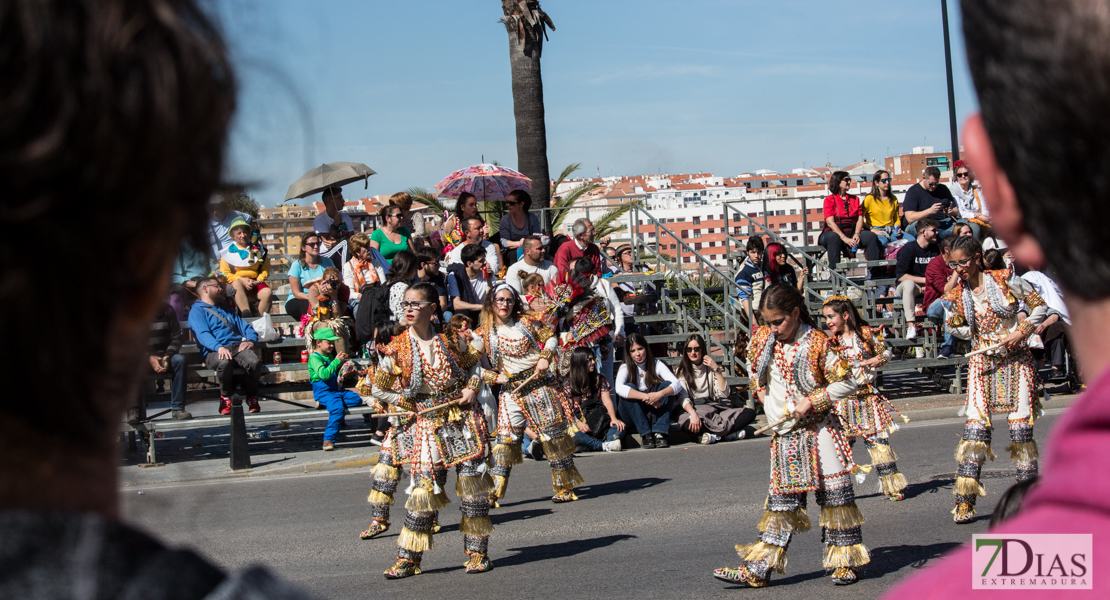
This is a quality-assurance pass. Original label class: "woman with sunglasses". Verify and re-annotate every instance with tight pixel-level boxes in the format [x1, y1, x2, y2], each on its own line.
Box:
[818, 170, 884, 271]
[498, 189, 542, 264]
[474, 284, 584, 505]
[370, 203, 414, 262]
[941, 235, 1048, 524]
[862, 170, 902, 245]
[284, 231, 336, 322]
[366, 282, 493, 578]
[950, 160, 990, 240]
[673, 333, 756, 444]
[713, 283, 867, 588]
[821, 295, 908, 501]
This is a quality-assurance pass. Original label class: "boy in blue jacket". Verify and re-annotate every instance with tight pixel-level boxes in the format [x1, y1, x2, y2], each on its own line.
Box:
[309, 327, 363, 451]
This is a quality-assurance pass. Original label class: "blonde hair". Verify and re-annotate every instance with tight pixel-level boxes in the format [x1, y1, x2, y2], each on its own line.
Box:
[389, 191, 413, 212]
[520, 272, 545, 293]
[348, 232, 371, 257]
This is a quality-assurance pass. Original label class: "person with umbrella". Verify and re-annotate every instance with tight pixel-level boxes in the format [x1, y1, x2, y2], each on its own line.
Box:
[315, 186, 353, 268]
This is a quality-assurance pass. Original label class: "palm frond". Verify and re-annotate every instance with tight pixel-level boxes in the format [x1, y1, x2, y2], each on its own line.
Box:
[591, 200, 635, 239]
[404, 186, 447, 215]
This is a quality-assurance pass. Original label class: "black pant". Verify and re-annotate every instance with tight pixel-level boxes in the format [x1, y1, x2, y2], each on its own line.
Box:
[204, 346, 261, 397]
[286, 298, 310, 322]
[818, 229, 883, 269]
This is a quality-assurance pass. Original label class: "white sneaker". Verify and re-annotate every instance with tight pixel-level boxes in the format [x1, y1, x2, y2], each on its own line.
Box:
[602, 440, 622, 452]
[906, 323, 918, 340]
[724, 430, 746, 441]
[699, 433, 721, 445]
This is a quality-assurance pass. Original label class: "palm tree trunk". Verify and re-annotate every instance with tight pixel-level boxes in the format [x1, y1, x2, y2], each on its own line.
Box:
[501, 0, 552, 218]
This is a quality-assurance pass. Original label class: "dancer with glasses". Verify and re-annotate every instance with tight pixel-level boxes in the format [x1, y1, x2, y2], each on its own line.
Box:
[821, 295, 909, 501]
[673, 334, 756, 444]
[862, 170, 902, 245]
[713, 283, 867, 588]
[942, 236, 1047, 524]
[366, 282, 493, 578]
[950, 160, 991, 240]
[474, 284, 585, 505]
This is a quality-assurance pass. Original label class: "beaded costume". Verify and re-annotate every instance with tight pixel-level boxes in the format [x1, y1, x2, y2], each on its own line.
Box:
[714, 324, 868, 587]
[832, 325, 909, 500]
[475, 312, 584, 504]
[943, 269, 1046, 523]
[544, 280, 612, 376]
[367, 328, 494, 578]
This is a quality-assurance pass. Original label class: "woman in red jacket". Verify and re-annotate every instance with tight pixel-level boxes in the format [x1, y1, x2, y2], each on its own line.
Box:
[818, 171, 885, 271]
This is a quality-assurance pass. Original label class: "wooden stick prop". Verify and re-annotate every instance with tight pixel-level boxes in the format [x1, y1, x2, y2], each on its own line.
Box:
[754, 416, 791, 436]
[370, 400, 463, 419]
[964, 342, 1006, 358]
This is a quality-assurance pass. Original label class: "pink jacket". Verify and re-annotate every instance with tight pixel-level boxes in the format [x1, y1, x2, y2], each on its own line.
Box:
[882, 368, 1110, 598]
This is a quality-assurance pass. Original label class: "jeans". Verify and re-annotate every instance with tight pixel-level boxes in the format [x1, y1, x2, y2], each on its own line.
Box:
[575, 425, 625, 450]
[905, 217, 969, 241]
[204, 346, 262, 397]
[618, 382, 675, 437]
[592, 342, 616, 388]
[870, 226, 901, 246]
[166, 353, 187, 411]
[818, 229, 883, 270]
[312, 381, 363, 441]
[926, 299, 955, 348]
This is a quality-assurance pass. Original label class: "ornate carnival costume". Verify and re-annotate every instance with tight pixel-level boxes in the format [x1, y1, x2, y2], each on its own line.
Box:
[367, 328, 494, 578]
[943, 269, 1046, 523]
[544, 279, 612, 377]
[714, 324, 868, 587]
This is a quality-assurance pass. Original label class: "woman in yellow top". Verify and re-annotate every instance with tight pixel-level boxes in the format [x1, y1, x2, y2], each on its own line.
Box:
[219, 216, 272, 316]
[862, 170, 902, 245]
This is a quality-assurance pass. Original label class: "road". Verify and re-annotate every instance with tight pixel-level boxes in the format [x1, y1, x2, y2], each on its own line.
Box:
[120, 409, 1062, 599]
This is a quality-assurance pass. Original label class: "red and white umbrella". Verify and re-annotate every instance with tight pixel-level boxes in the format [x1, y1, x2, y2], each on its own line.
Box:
[434, 163, 531, 201]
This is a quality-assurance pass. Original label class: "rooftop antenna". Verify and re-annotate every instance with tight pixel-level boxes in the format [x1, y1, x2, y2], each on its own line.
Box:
[482, 154, 484, 163]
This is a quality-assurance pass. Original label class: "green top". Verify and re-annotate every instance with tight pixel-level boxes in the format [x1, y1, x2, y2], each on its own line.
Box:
[370, 226, 411, 261]
[309, 351, 342, 383]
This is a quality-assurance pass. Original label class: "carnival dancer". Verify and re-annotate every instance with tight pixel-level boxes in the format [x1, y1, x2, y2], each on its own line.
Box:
[942, 235, 1046, 524]
[475, 283, 584, 506]
[713, 284, 868, 587]
[821, 295, 909, 501]
[367, 282, 494, 578]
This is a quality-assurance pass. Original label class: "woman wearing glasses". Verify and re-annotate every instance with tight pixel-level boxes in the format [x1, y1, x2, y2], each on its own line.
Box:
[862, 170, 902, 245]
[366, 282, 493, 578]
[370, 203, 414, 263]
[284, 231, 336, 322]
[818, 171, 884, 271]
[950, 160, 991, 240]
[673, 333, 756, 444]
[499, 189, 542, 264]
[942, 235, 1047, 524]
[474, 284, 584, 505]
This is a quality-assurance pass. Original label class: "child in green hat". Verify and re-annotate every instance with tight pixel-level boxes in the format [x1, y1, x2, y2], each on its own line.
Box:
[309, 327, 363, 451]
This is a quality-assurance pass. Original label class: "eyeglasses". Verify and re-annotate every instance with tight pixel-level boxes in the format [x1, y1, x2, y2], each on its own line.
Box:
[956, 172, 970, 178]
[401, 301, 431, 310]
[388, 213, 402, 219]
[880, 178, 891, 184]
[946, 256, 978, 269]
[924, 180, 938, 188]
[506, 201, 519, 206]
[304, 242, 320, 247]
[494, 297, 515, 305]
[766, 316, 788, 327]
[685, 345, 703, 354]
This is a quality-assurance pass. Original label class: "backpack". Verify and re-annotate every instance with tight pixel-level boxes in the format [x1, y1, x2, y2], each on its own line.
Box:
[355, 283, 392, 343]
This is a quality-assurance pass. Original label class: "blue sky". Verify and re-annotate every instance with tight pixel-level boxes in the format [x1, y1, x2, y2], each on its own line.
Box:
[217, 0, 978, 207]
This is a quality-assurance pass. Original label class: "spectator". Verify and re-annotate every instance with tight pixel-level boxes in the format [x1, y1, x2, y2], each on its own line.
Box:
[673, 334, 756, 444]
[499, 189, 543, 263]
[604, 246, 619, 270]
[863, 170, 902, 245]
[614, 332, 684, 449]
[370, 203, 413, 262]
[571, 258, 625, 386]
[206, 192, 251, 258]
[140, 303, 189, 421]
[219, 217, 272, 317]
[505, 236, 558, 294]
[734, 237, 765, 323]
[169, 240, 212, 321]
[447, 243, 492, 323]
[385, 250, 420, 322]
[390, 191, 426, 244]
[315, 187, 353, 268]
[414, 249, 450, 321]
[895, 217, 941, 339]
[188, 277, 262, 415]
[442, 191, 481, 250]
[609, 244, 648, 331]
[924, 235, 960, 358]
[308, 327, 361, 452]
[553, 218, 603, 280]
[983, 248, 1009, 271]
[901, 166, 962, 239]
[763, 242, 807, 292]
[950, 159, 991, 240]
[819, 170, 884, 270]
[520, 273, 548, 311]
[446, 216, 500, 274]
[565, 347, 625, 453]
[950, 222, 972, 238]
[343, 232, 381, 316]
[285, 232, 336, 322]
[1022, 269, 1071, 379]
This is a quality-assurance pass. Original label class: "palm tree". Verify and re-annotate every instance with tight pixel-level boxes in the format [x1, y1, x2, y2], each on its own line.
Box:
[500, 0, 554, 213]
[548, 163, 634, 240]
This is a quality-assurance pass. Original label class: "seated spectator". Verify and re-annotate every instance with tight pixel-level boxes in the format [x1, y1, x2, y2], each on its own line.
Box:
[819, 170, 884, 270]
[924, 235, 960, 357]
[206, 192, 251, 257]
[950, 222, 972, 238]
[571, 258, 625, 385]
[285, 231, 336, 321]
[390, 191, 426, 247]
[188, 277, 262, 415]
[343, 232, 382, 316]
[895, 217, 940, 339]
[983, 248, 1009, 271]
[301, 265, 352, 357]
[553, 218, 603, 281]
[315, 186, 354, 261]
[370, 203, 413, 263]
[384, 250, 419, 322]
[605, 246, 619, 269]
[442, 191, 481, 251]
[415, 249, 450, 321]
[308, 327, 362, 452]
[863, 170, 902, 245]
[169, 240, 212, 320]
[1021, 269, 1071, 380]
[446, 216, 500, 275]
[734, 237, 765, 323]
[134, 303, 190, 421]
[614, 332, 684, 449]
[447, 243, 492, 323]
[520, 272, 548, 312]
[901, 166, 964, 239]
[673, 334, 756, 444]
[505, 236, 558, 294]
[565, 347, 625, 452]
[219, 217, 272, 317]
[499, 189, 543, 264]
[762, 242, 808, 292]
[950, 159, 991, 239]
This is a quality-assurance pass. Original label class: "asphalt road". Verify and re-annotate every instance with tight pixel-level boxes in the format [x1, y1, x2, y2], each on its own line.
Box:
[120, 409, 1062, 599]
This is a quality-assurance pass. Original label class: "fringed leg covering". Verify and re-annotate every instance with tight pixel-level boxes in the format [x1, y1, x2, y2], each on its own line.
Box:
[865, 437, 907, 498]
[953, 422, 991, 519]
[543, 432, 584, 496]
[404, 474, 450, 513]
[433, 466, 450, 514]
[733, 492, 809, 579]
[362, 456, 401, 538]
[816, 472, 870, 571]
[489, 440, 523, 503]
[454, 458, 493, 573]
[397, 510, 437, 554]
[1008, 421, 1039, 482]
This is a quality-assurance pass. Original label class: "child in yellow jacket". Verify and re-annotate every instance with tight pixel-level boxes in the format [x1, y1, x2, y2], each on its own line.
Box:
[219, 216, 272, 317]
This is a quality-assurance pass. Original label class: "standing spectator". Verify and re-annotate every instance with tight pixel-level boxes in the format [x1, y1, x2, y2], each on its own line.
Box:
[447, 244, 492, 323]
[442, 191, 481, 250]
[902, 166, 962, 239]
[218, 217, 272, 317]
[206, 192, 251, 258]
[924, 235, 960, 357]
[950, 160, 991, 239]
[734, 237, 765, 324]
[863, 170, 902, 244]
[315, 186, 353, 268]
[370, 203, 413, 263]
[308, 327, 361, 452]
[614, 332, 684, 449]
[571, 258, 625, 386]
[414, 249, 450, 321]
[390, 191, 426, 245]
[763, 242, 807, 292]
[285, 232, 336, 322]
[384, 251, 420, 322]
[673, 334, 756, 444]
[895, 217, 941, 339]
[553, 218, 603, 280]
[188, 277, 262, 415]
[505, 236, 558, 294]
[818, 170, 884, 270]
[499, 189, 543, 263]
[565, 347, 625, 453]
[143, 303, 189, 421]
[446, 216, 500, 274]
[169, 240, 212, 321]
[610, 244, 649, 332]
[343, 232, 381, 316]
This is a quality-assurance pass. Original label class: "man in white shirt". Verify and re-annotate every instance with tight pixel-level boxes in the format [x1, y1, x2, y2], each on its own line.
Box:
[446, 217, 500, 274]
[207, 193, 250, 257]
[505, 236, 557, 294]
[313, 186, 354, 238]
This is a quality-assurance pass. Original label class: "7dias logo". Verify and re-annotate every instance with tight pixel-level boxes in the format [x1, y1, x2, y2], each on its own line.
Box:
[973, 534, 1092, 589]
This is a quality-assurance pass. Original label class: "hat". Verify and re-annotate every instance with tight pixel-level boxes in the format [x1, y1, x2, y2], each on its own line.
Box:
[228, 216, 251, 234]
[313, 328, 341, 342]
[207, 193, 226, 206]
[614, 244, 632, 256]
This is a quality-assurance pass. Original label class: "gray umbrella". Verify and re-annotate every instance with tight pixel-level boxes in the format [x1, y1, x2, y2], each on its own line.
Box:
[284, 162, 377, 201]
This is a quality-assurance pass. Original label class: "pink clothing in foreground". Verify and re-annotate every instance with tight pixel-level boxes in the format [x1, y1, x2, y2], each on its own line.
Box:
[882, 366, 1110, 598]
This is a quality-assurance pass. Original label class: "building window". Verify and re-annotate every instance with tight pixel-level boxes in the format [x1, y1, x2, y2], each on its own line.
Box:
[693, 216, 700, 225]
[693, 230, 702, 238]
[681, 230, 688, 239]
[694, 242, 702, 250]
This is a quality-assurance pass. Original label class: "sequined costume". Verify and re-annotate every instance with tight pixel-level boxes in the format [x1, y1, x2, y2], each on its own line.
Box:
[832, 326, 909, 500]
[544, 280, 612, 377]
[943, 269, 1046, 523]
[714, 324, 867, 587]
[367, 328, 493, 578]
[475, 312, 584, 504]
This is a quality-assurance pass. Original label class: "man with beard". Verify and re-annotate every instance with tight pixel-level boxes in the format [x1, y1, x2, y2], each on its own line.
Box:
[188, 276, 262, 415]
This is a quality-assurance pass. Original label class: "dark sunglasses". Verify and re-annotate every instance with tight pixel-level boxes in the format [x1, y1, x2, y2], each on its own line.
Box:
[880, 178, 891, 183]
[685, 345, 703, 354]
[956, 172, 970, 178]
[304, 242, 321, 247]
[506, 200, 519, 206]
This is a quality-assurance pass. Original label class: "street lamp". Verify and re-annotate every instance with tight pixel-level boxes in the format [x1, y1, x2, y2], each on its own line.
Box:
[941, 0, 960, 161]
